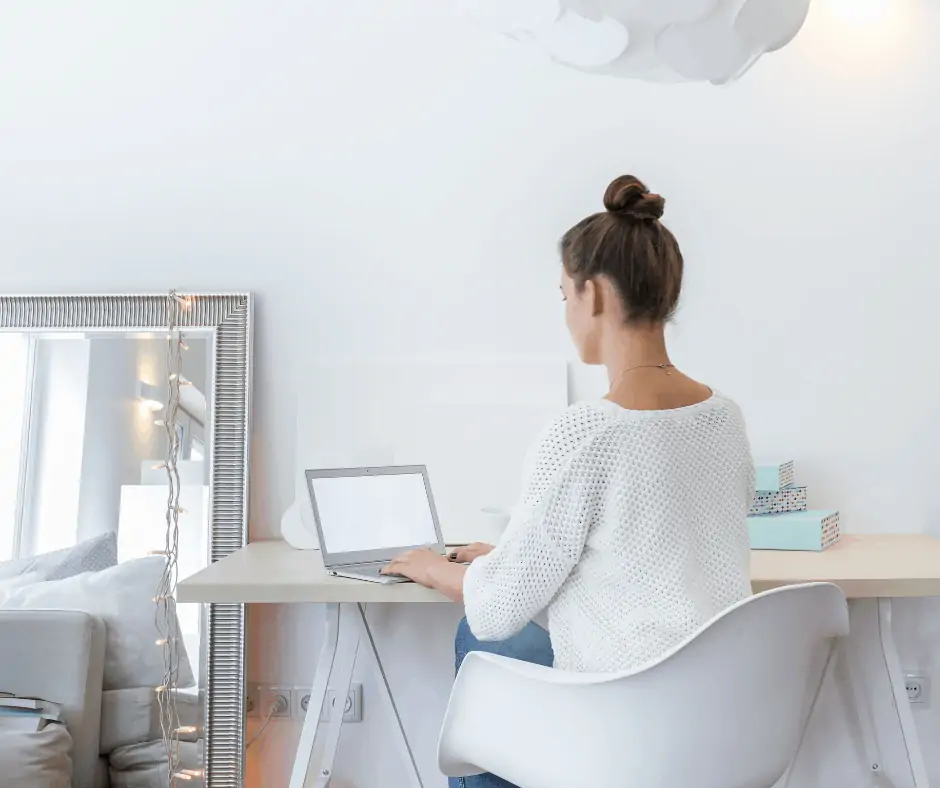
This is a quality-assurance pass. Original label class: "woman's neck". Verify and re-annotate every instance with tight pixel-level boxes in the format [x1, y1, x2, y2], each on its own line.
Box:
[604, 324, 671, 386]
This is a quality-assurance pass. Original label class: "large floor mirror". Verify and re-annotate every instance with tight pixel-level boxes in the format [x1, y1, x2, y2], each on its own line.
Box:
[0, 295, 251, 788]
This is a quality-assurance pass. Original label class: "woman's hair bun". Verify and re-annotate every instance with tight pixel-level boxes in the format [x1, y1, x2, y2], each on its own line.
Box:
[603, 175, 665, 221]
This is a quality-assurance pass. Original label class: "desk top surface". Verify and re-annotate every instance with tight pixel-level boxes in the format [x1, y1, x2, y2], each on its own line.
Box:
[177, 534, 940, 604]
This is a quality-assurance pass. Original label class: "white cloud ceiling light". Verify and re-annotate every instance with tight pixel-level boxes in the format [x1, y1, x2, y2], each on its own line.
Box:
[463, 0, 811, 84]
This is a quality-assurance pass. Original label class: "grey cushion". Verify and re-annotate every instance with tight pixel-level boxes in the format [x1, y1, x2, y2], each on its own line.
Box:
[0, 724, 73, 788]
[0, 533, 117, 583]
[0, 546, 70, 581]
[46, 533, 118, 581]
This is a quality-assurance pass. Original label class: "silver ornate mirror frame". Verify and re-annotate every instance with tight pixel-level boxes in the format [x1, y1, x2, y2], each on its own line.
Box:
[0, 293, 251, 788]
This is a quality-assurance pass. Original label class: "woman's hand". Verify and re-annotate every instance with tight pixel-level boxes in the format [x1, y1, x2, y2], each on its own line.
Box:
[447, 543, 494, 564]
[381, 549, 450, 588]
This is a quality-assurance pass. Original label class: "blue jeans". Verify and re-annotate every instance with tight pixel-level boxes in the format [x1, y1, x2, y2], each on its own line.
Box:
[448, 617, 554, 788]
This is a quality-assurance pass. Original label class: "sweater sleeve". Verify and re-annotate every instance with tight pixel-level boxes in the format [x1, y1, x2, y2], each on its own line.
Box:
[463, 405, 610, 641]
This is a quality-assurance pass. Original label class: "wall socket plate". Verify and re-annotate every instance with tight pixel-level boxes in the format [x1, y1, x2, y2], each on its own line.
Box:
[247, 682, 364, 722]
[904, 672, 931, 706]
[259, 686, 293, 718]
[293, 683, 363, 723]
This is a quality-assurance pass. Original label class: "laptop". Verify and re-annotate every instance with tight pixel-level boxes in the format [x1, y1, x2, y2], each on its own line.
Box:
[305, 465, 446, 584]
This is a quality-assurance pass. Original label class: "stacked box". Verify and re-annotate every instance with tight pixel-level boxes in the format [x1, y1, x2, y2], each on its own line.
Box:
[748, 510, 840, 552]
[748, 462, 841, 551]
[755, 461, 795, 492]
[749, 486, 807, 516]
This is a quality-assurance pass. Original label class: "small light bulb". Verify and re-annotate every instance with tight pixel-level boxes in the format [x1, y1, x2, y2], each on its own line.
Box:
[175, 725, 198, 735]
[155, 684, 168, 694]
[156, 638, 169, 646]
[152, 463, 166, 470]
[154, 419, 166, 427]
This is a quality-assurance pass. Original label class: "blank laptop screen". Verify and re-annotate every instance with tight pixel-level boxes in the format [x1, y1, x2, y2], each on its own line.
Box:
[310, 472, 438, 555]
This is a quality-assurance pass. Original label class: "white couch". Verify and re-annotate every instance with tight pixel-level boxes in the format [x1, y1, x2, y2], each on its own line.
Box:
[0, 610, 107, 788]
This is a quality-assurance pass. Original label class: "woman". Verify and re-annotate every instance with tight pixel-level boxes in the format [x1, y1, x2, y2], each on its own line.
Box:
[383, 175, 754, 788]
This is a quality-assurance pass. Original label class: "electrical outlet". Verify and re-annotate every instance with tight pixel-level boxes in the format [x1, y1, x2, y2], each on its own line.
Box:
[294, 683, 363, 723]
[259, 686, 292, 718]
[904, 673, 930, 705]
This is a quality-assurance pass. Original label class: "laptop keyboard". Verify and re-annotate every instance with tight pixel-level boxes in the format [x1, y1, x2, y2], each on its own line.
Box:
[338, 562, 405, 579]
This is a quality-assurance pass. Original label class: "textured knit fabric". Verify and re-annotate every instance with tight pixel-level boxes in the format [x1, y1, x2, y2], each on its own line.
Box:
[463, 393, 754, 673]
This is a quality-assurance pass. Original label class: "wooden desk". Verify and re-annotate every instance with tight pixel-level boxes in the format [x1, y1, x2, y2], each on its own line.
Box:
[179, 534, 940, 788]
[750, 534, 940, 598]
[178, 534, 940, 605]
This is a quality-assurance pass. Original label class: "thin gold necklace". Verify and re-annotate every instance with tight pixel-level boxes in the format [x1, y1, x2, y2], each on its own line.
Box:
[611, 362, 674, 390]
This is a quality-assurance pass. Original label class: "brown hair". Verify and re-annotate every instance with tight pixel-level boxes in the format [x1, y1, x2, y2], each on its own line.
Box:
[560, 175, 683, 324]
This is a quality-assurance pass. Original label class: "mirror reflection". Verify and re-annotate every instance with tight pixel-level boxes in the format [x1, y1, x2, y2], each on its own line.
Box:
[0, 331, 211, 787]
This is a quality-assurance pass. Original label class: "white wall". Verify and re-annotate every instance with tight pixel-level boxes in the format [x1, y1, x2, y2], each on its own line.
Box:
[77, 338, 141, 541]
[3, 0, 940, 784]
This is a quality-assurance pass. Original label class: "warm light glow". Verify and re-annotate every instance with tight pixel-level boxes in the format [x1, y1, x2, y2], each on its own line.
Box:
[823, 0, 890, 24]
[138, 398, 164, 413]
[175, 726, 198, 735]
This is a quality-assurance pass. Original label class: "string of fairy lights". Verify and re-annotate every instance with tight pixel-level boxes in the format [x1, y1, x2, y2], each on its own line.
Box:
[154, 291, 201, 785]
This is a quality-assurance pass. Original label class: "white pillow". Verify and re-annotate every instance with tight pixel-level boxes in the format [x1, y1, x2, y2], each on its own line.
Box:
[0, 724, 72, 788]
[0, 570, 43, 605]
[0, 557, 195, 691]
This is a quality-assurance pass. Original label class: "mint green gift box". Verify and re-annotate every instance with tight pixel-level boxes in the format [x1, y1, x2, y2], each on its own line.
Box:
[755, 461, 795, 492]
[748, 510, 840, 552]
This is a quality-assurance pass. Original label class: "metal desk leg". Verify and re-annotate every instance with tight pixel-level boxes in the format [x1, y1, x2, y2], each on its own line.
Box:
[290, 604, 360, 788]
[312, 606, 360, 788]
[877, 599, 930, 788]
[840, 634, 895, 788]
[290, 604, 340, 788]
[783, 642, 840, 788]
[356, 604, 425, 788]
[289, 603, 423, 788]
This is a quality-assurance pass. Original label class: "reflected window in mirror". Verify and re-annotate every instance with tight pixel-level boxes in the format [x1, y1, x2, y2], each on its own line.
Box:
[0, 334, 31, 562]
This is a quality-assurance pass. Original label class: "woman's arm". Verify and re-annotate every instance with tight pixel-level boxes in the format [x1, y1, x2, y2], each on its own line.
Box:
[427, 559, 468, 602]
[462, 434, 603, 641]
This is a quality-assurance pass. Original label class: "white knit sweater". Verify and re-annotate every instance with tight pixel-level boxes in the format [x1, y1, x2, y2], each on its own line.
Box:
[463, 394, 754, 673]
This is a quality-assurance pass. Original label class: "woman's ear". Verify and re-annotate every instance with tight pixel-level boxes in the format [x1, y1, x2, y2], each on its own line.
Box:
[584, 278, 603, 318]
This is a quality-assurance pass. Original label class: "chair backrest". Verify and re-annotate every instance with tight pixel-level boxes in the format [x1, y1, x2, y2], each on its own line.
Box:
[569, 583, 849, 788]
[440, 583, 849, 788]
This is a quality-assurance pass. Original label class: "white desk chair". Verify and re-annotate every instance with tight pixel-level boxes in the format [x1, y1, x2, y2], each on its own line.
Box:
[439, 583, 849, 788]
